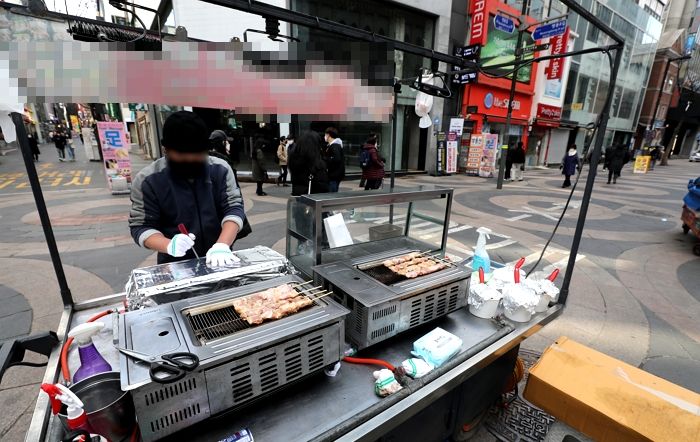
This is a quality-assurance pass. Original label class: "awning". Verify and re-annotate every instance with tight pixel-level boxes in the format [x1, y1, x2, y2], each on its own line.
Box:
[534, 118, 560, 128]
[483, 115, 529, 125]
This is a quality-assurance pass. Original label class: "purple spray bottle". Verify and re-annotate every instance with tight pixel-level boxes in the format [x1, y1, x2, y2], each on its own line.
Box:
[68, 322, 112, 383]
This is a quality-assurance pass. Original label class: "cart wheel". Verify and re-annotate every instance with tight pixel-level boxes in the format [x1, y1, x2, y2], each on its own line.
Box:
[694, 244, 700, 256]
[683, 224, 690, 234]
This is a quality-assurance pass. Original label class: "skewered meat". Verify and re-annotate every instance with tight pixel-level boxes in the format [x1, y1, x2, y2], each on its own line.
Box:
[382, 252, 420, 267]
[233, 284, 315, 325]
[388, 258, 448, 278]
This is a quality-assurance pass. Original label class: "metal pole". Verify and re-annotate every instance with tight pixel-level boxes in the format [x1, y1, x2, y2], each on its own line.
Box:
[558, 46, 623, 305]
[389, 81, 399, 223]
[10, 112, 73, 307]
[496, 0, 529, 190]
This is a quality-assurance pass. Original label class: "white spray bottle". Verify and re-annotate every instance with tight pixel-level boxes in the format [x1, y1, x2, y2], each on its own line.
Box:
[472, 227, 492, 278]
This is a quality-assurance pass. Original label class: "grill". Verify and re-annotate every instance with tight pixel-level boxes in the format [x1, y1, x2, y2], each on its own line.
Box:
[184, 282, 324, 345]
[118, 275, 348, 441]
[357, 252, 455, 286]
[313, 249, 469, 350]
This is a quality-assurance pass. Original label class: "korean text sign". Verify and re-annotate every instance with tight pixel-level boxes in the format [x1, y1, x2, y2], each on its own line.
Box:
[97, 122, 132, 189]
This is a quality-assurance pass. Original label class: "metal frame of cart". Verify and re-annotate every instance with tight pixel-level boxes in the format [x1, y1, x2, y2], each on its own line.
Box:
[0, 0, 625, 440]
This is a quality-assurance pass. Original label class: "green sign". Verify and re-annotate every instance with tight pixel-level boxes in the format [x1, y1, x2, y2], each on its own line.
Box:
[481, 15, 535, 83]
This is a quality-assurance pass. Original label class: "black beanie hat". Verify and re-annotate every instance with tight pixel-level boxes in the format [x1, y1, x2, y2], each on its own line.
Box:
[161, 111, 209, 152]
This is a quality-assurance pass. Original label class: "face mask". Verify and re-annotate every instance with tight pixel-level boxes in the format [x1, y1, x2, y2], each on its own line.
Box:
[167, 158, 207, 179]
[225, 141, 230, 154]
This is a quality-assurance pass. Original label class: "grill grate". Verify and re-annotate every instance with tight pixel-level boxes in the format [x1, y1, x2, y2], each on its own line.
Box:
[184, 283, 326, 345]
[187, 306, 251, 344]
[358, 252, 455, 286]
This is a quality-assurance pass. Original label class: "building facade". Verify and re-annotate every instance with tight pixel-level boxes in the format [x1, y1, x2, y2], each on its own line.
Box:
[560, 0, 662, 151]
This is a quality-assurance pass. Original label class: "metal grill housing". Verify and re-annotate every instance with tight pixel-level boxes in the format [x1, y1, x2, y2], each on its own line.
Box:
[119, 275, 348, 441]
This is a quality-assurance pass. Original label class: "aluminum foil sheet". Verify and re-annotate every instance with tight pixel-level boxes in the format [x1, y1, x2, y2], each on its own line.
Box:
[125, 246, 293, 310]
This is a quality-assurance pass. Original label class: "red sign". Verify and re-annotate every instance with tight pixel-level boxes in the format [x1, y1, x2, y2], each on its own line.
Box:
[537, 103, 562, 120]
[545, 26, 569, 80]
[469, 0, 487, 45]
[468, 84, 533, 120]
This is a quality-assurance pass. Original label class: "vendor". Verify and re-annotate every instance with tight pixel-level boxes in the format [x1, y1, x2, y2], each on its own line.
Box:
[129, 111, 245, 266]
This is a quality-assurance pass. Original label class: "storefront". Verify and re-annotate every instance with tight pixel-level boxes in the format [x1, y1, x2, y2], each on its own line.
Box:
[461, 0, 539, 170]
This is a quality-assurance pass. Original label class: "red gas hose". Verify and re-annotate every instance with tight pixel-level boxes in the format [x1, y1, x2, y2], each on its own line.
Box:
[343, 356, 395, 372]
[60, 309, 115, 383]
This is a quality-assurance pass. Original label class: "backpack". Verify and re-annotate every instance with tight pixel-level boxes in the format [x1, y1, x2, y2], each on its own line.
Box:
[359, 149, 371, 169]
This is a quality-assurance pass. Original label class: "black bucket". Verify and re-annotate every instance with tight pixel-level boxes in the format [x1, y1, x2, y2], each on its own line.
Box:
[58, 372, 138, 441]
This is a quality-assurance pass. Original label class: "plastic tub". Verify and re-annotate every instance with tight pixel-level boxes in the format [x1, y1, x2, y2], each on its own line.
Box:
[469, 299, 500, 319]
[504, 306, 532, 322]
[535, 294, 552, 313]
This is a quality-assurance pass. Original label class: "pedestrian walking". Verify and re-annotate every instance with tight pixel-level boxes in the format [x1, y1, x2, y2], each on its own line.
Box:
[505, 143, 513, 181]
[511, 141, 526, 181]
[66, 131, 76, 162]
[277, 136, 289, 187]
[252, 137, 268, 196]
[288, 131, 328, 196]
[51, 125, 68, 161]
[209, 129, 238, 182]
[28, 131, 40, 162]
[323, 127, 345, 192]
[649, 146, 661, 170]
[560, 144, 579, 188]
[605, 144, 630, 184]
[128, 111, 246, 265]
[360, 134, 385, 190]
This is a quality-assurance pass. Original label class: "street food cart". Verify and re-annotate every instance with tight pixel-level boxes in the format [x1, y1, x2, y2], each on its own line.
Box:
[0, 0, 624, 440]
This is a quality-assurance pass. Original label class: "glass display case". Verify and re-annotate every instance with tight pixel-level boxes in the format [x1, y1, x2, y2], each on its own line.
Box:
[286, 186, 454, 279]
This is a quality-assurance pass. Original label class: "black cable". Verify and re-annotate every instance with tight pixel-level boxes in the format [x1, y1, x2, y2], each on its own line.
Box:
[100, 2, 148, 43]
[525, 49, 615, 278]
[7, 360, 48, 368]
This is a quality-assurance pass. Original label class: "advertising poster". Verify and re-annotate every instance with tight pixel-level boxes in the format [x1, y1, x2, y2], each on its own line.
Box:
[446, 132, 458, 174]
[436, 132, 447, 174]
[481, 18, 535, 83]
[633, 156, 650, 174]
[96, 122, 132, 190]
[479, 134, 499, 178]
[449, 118, 465, 136]
[544, 27, 570, 99]
[466, 134, 484, 175]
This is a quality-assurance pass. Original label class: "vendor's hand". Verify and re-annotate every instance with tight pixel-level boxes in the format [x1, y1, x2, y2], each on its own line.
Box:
[166, 233, 196, 257]
[206, 243, 240, 267]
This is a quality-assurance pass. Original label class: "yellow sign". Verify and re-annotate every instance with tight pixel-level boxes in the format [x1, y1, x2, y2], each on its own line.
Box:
[571, 103, 583, 111]
[633, 155, 650, 174]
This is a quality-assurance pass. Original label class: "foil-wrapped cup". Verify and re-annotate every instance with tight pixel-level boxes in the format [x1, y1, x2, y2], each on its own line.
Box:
[468, 283, 502, 319]
[488, 266, 527, 290]
[501, 283, 539, 322]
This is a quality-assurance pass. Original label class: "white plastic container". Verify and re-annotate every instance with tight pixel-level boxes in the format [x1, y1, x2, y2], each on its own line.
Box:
[469, 299, 500, 319]
[535, 294, 552, 313]
[504, 306, 533, 322]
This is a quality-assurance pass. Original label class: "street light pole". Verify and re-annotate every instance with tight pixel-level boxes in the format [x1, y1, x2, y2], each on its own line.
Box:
[496, 0, 530, 190]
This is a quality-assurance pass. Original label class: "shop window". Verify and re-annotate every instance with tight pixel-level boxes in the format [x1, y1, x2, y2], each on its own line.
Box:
[610, 86, 622, 117]
[593, 79, 609, 115]
[617, 89, 636, 119]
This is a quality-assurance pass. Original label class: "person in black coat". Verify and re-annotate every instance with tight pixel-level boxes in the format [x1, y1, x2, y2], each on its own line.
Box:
[28, 131, 40, 161]
[510, 141, 526, 181]
[560, 144, 579, 188]
[288, 131, 328, 196]
[505, 143, 514, 180]
[605, 144, 630, 184]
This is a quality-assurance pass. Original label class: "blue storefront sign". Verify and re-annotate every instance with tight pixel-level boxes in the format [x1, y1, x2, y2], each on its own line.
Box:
[493, 15, 515, 34]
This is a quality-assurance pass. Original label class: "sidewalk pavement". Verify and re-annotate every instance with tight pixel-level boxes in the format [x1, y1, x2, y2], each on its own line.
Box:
[1, 147, 699, 441]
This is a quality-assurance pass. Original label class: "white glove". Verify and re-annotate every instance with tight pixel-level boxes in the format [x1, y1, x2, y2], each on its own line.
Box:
[206, 243, 240, 267]
[166, 233, 196, 257]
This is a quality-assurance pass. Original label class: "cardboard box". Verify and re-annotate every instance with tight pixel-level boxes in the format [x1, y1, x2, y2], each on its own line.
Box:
[524, 336, 700, 442]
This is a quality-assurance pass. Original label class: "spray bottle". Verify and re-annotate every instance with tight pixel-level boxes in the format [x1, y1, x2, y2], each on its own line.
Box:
[41, 383, 95, 437]
[68, 322, 112, 383]
[472, 227, 493, 278]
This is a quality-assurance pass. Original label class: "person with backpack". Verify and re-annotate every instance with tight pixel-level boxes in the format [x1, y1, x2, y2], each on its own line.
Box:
[360, 134, 385, 190]
[323, 127, 345, 192]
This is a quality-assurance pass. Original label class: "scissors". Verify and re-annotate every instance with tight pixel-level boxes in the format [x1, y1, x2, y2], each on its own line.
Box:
[117, 347, 199, 384]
